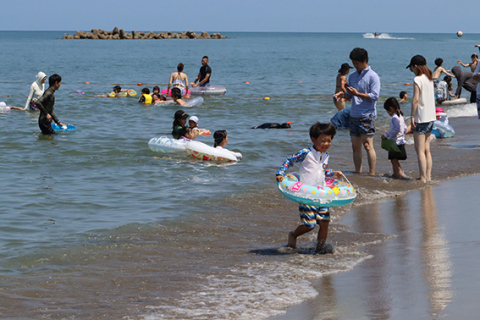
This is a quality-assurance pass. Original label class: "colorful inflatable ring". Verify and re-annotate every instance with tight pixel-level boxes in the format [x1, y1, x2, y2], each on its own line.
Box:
[185, 140, 237, 162]
[160, 88, 192, 96]
[194, 128, 211, 136]
[148, 136, 187, 153]
[278, 172, 356, 207]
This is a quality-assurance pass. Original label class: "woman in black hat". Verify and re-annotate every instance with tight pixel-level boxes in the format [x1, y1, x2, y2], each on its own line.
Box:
[172, 110, 189, 139]
[333, 63, 352, 111]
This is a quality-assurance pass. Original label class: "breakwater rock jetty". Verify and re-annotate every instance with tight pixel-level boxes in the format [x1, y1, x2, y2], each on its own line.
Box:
[62, 27, 226, 40]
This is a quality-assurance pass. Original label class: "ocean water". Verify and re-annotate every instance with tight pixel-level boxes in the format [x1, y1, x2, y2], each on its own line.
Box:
[0, 31, 479, 319]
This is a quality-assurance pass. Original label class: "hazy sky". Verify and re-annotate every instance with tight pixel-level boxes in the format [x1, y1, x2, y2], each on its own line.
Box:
[1, 0, 478, 33]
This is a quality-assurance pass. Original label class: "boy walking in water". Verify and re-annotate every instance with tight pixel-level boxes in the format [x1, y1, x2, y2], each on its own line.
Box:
[276, 122, 342, 254]
[36, 74, 65, 134]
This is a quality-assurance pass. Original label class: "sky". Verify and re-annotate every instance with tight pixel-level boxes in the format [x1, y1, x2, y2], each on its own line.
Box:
[0, 0, 478, 34]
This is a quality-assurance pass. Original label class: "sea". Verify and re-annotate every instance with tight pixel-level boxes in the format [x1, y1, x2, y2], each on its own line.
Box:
[0, 31, 479, 319]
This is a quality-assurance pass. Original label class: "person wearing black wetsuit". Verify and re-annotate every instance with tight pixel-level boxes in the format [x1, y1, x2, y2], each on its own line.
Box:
[36, 74, 65, 134]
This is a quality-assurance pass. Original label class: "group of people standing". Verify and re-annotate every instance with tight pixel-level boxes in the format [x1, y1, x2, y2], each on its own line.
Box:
[333, 45, 480, 183]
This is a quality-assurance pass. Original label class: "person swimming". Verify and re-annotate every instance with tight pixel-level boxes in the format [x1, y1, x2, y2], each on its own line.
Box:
[252, 122, 292, 129]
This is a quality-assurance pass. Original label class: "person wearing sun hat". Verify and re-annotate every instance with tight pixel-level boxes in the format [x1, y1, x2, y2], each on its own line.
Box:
[172, 110, 189, 139]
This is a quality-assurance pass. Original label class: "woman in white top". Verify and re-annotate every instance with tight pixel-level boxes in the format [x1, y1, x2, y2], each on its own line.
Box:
[24, 71, 47, 110]
[407, 55, 436, 183]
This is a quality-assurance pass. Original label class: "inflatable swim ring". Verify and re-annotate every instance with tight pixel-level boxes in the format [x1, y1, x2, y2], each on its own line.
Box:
[52, 123, 76, 131]
[439, 98, 467, 106]
[154, 100, 176, 106]
[183, 97, 204, 107]
[190, 85, 227, 96]
[185, 140, 238, 162]
[160, 88, 191, 96]
[278, 172, 356, 207]
[432, 120, 455, 138]
[194, 128, 211, 136]
[154, 97, 204, 107]
[116, 89, 137, 97]
[148, 136, 187, 153]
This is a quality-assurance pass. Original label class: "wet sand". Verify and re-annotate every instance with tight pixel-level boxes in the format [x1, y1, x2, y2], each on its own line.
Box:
[272, 174, 480, 320]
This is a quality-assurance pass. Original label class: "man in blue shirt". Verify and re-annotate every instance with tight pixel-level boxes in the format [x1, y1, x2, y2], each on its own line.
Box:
[334, 48, 381, 175]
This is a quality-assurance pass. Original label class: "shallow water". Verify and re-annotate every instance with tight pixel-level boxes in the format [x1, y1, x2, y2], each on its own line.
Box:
[0, 31, 479, 319]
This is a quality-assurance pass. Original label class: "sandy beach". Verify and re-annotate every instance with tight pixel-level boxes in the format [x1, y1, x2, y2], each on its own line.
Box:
[272, 174, 480, 320]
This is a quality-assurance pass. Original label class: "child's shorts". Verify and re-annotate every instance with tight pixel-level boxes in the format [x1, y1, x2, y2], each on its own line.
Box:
[299, 204, 330, 228]
[349, 114, 376, 137]
[388, 143, 407, 160]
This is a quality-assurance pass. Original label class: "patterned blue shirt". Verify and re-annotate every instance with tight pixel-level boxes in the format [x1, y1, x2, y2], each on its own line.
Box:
[347, 66, 381, 118]
[277, 147, 334, 182]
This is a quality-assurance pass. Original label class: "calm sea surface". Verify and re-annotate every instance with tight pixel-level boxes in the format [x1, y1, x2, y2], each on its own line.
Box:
[0, 31, 479, 319]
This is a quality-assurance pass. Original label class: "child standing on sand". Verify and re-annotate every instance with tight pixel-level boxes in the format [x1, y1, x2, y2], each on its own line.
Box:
[381, 97, 407, 179]
[276, 122, 342, 254]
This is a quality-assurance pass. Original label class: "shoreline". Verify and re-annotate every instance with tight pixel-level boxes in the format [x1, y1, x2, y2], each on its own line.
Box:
[271, 173, 480, 320]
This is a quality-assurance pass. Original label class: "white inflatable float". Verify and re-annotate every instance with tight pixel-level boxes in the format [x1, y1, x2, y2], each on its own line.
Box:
[440, 98, 467, 106]
[432, 120, 455, 138]
[154, 97, 204, 107]
[190, 85, 226, 96]
[185, 140, 238, 162]
[148, 136, 187, 153]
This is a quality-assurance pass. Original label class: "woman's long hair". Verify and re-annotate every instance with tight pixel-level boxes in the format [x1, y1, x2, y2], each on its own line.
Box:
[415, 65, 433, 81]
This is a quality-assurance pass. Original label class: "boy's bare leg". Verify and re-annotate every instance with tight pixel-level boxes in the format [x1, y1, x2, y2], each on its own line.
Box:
[315, 220, 329, 252]
[287, 225, 314, 249]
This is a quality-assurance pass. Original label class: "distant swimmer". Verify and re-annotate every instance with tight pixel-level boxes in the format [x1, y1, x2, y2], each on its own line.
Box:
[171, 87, 186, 105]
[374, 32, 380, 38]
[0, 101, 24, 111]
[457, 53, 478, 72]
[252, 122, 292, 129]
[399, 91, 408, 102]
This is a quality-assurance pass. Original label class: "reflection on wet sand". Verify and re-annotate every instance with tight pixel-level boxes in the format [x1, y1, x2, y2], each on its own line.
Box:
[420, 187, 453, 315]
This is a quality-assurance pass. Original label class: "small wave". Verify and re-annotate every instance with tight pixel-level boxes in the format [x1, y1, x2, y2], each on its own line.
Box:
[445, 102, 477, 118]
[363, 33, 414, 40]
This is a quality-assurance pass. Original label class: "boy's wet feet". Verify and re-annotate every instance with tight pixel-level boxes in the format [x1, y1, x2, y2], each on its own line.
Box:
[315, 243, 335, 254]
[287, 231, 296, 249]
